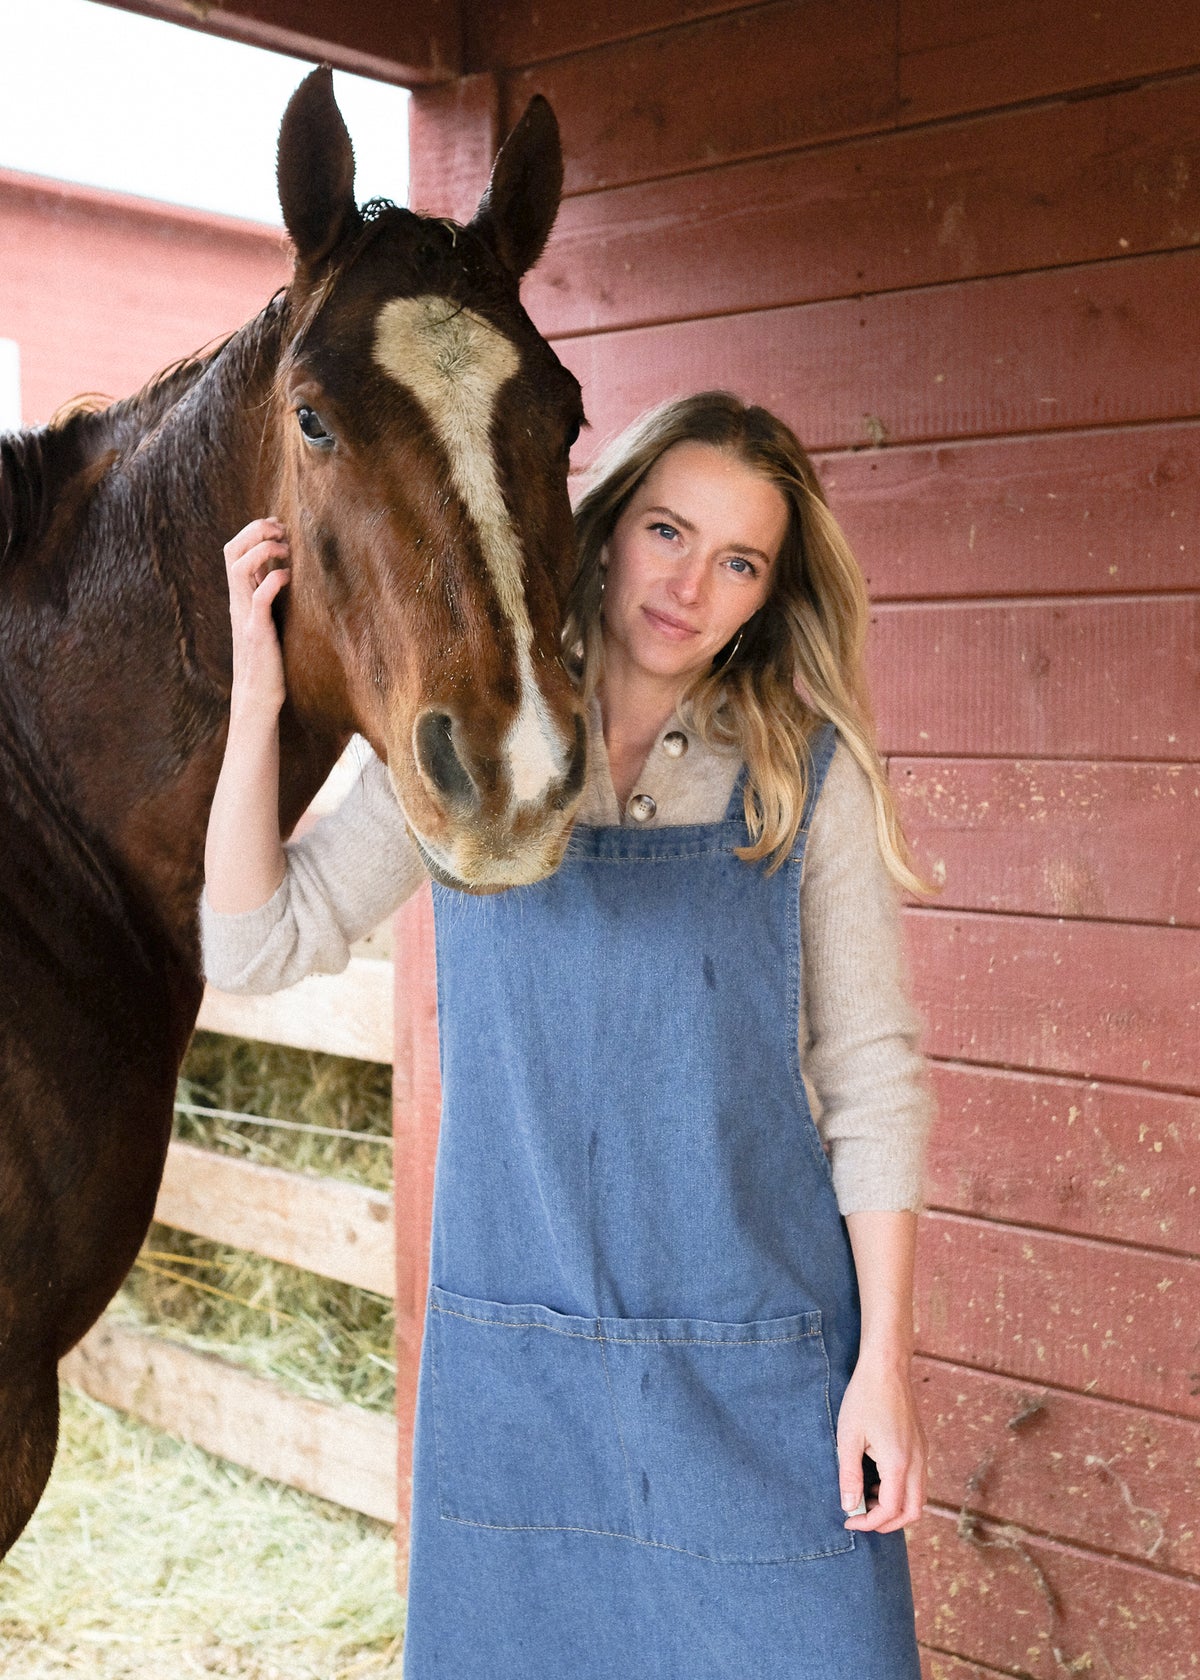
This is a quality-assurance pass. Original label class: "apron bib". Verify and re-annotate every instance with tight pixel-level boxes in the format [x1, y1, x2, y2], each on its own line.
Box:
[402, 720, 920, 1678]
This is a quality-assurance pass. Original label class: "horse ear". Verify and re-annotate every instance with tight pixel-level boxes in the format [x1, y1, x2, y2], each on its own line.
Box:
[277, 66, 362, 268]
[469, 96, 563, 279]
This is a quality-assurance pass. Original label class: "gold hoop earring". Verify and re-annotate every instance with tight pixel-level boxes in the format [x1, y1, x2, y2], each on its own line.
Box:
[714, 626, 744, 670]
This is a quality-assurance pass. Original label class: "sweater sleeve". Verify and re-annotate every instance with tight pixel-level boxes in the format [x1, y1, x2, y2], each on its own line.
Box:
[797, 743, 935, 1215]
[199, 744, 428, 994]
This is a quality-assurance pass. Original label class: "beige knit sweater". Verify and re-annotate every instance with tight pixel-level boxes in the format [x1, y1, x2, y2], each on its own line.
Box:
[200, 702, 935, 1215]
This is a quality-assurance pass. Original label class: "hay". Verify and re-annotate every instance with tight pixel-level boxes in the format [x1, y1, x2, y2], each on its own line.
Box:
[0, 1388, 404, 1679]
[106, 1032, 399, 1411]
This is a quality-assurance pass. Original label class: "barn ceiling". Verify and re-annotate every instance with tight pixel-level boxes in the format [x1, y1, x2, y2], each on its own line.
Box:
[97, 0, 461, 85]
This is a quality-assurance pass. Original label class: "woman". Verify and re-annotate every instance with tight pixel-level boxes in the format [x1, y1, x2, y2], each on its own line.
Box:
[202, 391, 936, 1679]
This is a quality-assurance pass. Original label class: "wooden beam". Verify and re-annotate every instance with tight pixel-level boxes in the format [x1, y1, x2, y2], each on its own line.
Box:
[196, 955, 393, 1063]
[95, 0, 460, 87]
[155, 1142, 394, 1297]
[61, 1320, 398, 1524]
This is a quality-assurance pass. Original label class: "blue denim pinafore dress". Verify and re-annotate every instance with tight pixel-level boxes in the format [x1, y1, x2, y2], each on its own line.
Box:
[401, 721, 920, 1678]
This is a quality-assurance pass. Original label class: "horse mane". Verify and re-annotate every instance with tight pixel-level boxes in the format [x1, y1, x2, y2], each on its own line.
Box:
[0, 294, 290, 573]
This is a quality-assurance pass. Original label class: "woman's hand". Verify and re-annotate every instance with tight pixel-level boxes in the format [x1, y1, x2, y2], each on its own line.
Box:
[224, 516, 291, 717]
[835, 1347, 927, 1534]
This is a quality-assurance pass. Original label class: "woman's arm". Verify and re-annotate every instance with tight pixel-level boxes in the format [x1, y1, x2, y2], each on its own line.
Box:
[204, 517, 291, 914]
[837, 1209, 926, 1533]
[201, 519, 427, 994]
[797, 743, 934, 1529]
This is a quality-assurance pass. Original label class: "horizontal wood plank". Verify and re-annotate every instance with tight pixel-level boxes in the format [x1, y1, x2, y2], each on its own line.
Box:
[892, 757, 1200, 925]
[61, 1320, 397, 1523]
[916, 1354, 1200, 1576]
[908, 909, 1200, 1091]
[924, 1065, 1200, 1255]
[561, 249, 1200, 456]
[818, 422, 1200, 601]
[868, 596, 1200, 760]
[196, 956, 393, 1063]
[529, 77, 1200, 334]
[909, 1505, 1200, 1678]
[155, 1142, 395, 1297]
[901, 0, 1200, 125]
[505, 0, 899, 196]
[914, 1211, 1200, 1418]
[463, 0, 757, 71]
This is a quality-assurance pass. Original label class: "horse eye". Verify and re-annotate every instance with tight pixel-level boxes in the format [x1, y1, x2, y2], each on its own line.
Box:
[297, 406, 334, 447]
[564, 418, 581, 452]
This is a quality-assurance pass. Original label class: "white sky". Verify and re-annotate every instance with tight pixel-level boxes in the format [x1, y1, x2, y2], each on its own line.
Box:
[0, 0, 409, 225]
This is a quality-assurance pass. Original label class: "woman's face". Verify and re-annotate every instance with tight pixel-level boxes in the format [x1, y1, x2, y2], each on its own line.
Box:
[600, 440, 787, 691]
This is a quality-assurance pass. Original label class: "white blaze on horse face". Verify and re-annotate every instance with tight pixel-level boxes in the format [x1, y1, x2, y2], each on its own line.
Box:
[373, 294, 566, 808]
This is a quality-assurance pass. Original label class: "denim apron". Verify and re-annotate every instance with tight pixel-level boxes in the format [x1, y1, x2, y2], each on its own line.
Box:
[402, 721, 920, 1678]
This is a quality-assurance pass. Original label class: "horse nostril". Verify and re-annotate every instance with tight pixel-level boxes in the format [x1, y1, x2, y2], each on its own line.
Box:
[415, 711, 477, 808]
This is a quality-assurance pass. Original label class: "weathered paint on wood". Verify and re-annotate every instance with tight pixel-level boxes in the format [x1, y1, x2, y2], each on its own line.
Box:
[920, 1656, 1011, 1680]
[559, 249, 1200, 455]
[818, 422, 1200, 601]
[407, 70, 500, 224]
[155, 1142, 395, 1298]
[900, 0, 1200, 126]
[391, 885, 443, 1571]
[916, 1354, 1200, 1575]
[868, 597, 1199, 760]
[891, 758, 1200, 925]
[528, 77, 1200, 335]
[915, 1212, 1200, 1419]
[504, 0, 899, 196]
[924, 1066, 1200, 1255]
[908, 1506, 1200, 1680]
[197, 956, 393, 1064]
[61, 1321, 398, 1524]
[907, 910, 1200, 1091]
[464, 0, 762, 72]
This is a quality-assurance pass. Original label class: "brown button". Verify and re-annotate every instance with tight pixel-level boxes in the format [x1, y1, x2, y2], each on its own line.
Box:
[627, 793, 657, 823]
[662, 730, 689, 758]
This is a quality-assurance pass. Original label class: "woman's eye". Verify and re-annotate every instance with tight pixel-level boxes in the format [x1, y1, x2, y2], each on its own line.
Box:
[727, 556, 756, 576]
[650, 522, 678, 541]
[297, 406, 334, 447]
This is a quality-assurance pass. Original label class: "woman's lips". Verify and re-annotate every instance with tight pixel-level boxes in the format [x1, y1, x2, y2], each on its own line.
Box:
[642, 605, 698, 640]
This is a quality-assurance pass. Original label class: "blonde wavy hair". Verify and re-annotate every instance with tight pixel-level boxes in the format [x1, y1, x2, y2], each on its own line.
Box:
[565, 391, 938, 896]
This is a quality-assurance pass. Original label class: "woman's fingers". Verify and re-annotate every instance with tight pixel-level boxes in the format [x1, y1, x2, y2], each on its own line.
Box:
[224, 516, 286, 572]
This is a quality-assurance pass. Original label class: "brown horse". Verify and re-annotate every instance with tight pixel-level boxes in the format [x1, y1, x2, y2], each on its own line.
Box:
[0, 67, 586, 1557]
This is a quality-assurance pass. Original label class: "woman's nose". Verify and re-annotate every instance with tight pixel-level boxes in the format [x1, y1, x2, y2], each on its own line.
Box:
[669, 561, 706, 604]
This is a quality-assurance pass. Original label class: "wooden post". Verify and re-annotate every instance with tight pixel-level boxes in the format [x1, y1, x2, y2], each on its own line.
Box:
[391, 883, 442, 1581]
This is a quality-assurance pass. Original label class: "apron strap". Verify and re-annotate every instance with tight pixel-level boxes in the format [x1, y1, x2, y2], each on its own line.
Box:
[722, 718, 840, 829]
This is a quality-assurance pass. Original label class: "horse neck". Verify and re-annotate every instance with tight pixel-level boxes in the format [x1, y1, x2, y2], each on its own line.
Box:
[4, 304, 346, 974]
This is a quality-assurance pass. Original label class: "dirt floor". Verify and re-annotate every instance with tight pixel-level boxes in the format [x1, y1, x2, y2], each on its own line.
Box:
[0, 1388, 406, 1679]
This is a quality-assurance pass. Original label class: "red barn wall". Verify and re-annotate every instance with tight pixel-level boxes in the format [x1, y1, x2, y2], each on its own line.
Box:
[396, 4, 1200, 1673]
[0, 168, 289, 425]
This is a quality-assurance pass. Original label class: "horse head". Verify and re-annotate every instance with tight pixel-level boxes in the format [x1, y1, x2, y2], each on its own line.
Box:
[271, 69, 586, 892]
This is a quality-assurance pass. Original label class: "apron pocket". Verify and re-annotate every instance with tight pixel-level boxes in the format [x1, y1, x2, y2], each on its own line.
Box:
[600, 1307, 855, 1564]
[428, 1284, 635, 1539]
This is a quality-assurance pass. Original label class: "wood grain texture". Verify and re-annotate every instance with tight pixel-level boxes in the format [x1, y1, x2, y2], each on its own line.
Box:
[916, 1354, 1200, 1575]
[914, 1211, 1200, 1418]
[408, 72, 500, 224]
[892, 757, 1200, 924]
[463, 0, 759, 71]
[197, 956, 393, 1064]
[560, 249, 1200, 455]
[817, 423, 1200, 601]
[61, 1321, 398, 1523]
[504, 0, 899, 195]
[527, 76, 1200, 334]
[907, 909, 1200, 1091]
[909, 1505, 1200, 1679]
[867, 596, 1200, 760]
[900, 0, 1200, 124]
[155, 1142, 395, 1297]
[391, 886, 443, 1572]
[924, 1065, 1200, 1255]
